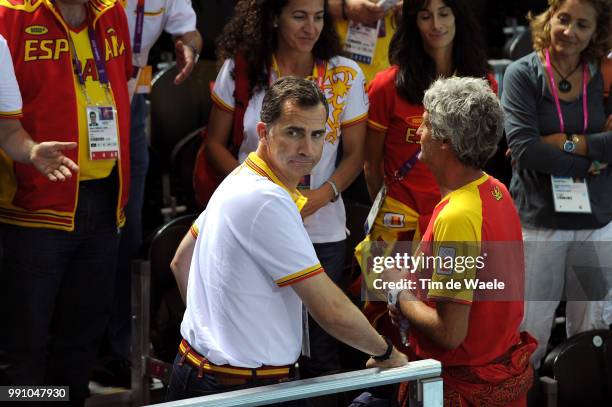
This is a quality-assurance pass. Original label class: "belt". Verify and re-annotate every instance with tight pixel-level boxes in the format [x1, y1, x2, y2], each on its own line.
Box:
[178, 339, 291, 383]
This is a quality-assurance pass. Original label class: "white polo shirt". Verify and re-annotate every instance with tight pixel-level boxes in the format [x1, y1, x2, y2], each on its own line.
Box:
[0, 34, 22, 119]
[180, 152, 324, 368]
[125, 0, 197, 68]
[211, 56, 369, 243]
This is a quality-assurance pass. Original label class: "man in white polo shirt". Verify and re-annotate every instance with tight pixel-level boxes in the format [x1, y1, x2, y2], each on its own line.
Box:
[167, 77, 407, 400]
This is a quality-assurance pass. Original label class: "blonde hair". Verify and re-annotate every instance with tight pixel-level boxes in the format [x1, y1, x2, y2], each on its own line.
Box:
[528, 0, 612, 63]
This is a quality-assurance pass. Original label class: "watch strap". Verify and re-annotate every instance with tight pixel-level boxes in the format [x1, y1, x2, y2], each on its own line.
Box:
[371, 336, 393, 362]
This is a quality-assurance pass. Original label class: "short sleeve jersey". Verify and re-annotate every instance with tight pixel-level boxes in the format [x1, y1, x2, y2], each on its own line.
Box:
[410, 174, 524, 367]
[367, 66, 440, 218]
[0, 34, 22, 119]
[180, 152, 324, 368]
[211, 55, 369, 243]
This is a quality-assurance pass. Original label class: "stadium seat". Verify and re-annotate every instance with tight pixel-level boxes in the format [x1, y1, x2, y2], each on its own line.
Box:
[148, 60, 218, 220]
[540, 329, 612, 407]
[131, 214, 197, 405]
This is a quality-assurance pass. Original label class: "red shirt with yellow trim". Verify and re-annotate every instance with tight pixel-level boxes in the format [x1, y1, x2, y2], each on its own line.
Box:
[367, 66, 440, 230]
[367, 67, 499, 234]
[0, 0, 132, 231]
[410, 173, 524, 367]
[180, 152, 323, 368]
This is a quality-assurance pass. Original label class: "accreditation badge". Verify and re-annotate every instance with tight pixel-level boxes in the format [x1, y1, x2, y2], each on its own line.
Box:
[551, 175, 592, 213]
[87, 106, 119, 160]
[343, 20, 380, 65]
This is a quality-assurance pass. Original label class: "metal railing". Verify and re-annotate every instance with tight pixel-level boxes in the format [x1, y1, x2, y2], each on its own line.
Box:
[132, 261, 443, 407]
[148, 360, 442, 407]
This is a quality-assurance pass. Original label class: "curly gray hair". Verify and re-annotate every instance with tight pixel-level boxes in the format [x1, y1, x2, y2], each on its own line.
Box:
[423, 77, 503, 169]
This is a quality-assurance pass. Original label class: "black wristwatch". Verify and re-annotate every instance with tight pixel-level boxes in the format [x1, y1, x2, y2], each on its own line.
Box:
[371, 336, 394, 362]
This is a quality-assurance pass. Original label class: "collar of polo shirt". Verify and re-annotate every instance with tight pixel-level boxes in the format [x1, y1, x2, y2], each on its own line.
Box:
[245, 152, 308, 212]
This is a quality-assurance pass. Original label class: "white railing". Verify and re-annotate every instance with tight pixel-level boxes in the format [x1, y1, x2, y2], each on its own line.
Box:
[148, 359, 442, 407]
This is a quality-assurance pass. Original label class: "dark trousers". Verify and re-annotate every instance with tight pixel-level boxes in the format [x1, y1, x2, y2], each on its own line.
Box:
[0, 173, 120, 406]
[166, 354, 303, 406]
[104, 93, 149, 362]
[299, 240, 346, 378]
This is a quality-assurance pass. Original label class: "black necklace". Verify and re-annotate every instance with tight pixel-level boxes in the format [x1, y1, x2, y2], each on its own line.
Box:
[549, 59, 581, 93]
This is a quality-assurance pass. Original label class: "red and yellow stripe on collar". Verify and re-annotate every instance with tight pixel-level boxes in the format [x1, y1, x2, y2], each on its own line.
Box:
[244, 152, 308, 212]
[14, 0, 118, 29]
[275, 264, 324, 287]
[0, 0, 116, 24]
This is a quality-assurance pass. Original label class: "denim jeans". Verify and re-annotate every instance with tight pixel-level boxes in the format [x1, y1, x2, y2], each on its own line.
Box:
[166, 354, 304, 406]
[299, 240, 346, 378]
[0, 172, 120, 406]
[104, 94, 149, 362]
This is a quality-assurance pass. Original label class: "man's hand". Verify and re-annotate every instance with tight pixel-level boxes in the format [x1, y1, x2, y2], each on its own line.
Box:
[366, 347, 408, 368]
[300, 186, 333, 219]
[174, 40, 197, 85]
[345, 0, 385, 25]
[30, 141, 79, 182]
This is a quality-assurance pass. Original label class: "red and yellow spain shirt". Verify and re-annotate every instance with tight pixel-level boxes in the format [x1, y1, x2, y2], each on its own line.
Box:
[411, 173, 524, 367]
[368, 66, 441, 230]
[0, 0, 131, 230]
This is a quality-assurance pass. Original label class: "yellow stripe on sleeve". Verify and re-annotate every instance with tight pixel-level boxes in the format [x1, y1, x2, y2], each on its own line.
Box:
[190, 223, 199, 239]
[367, 118, 387, 132]
[211, 92, 235, 113]
[275, 264, 324, 287]
[342, 112, 367, 128]
[0, 109, 23, 119]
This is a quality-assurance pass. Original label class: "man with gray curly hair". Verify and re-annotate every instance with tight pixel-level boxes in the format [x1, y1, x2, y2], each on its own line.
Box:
[420, 76, 504, 171]
[388, 77, 537, 405]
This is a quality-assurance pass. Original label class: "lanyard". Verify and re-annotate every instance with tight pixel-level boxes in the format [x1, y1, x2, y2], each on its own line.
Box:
[390, 149, 420, 183]
[68, 24, 112, 105]
[544, 48, 588, 134]
[271, 55, 326, 89]
[133, 0, 145, 54]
